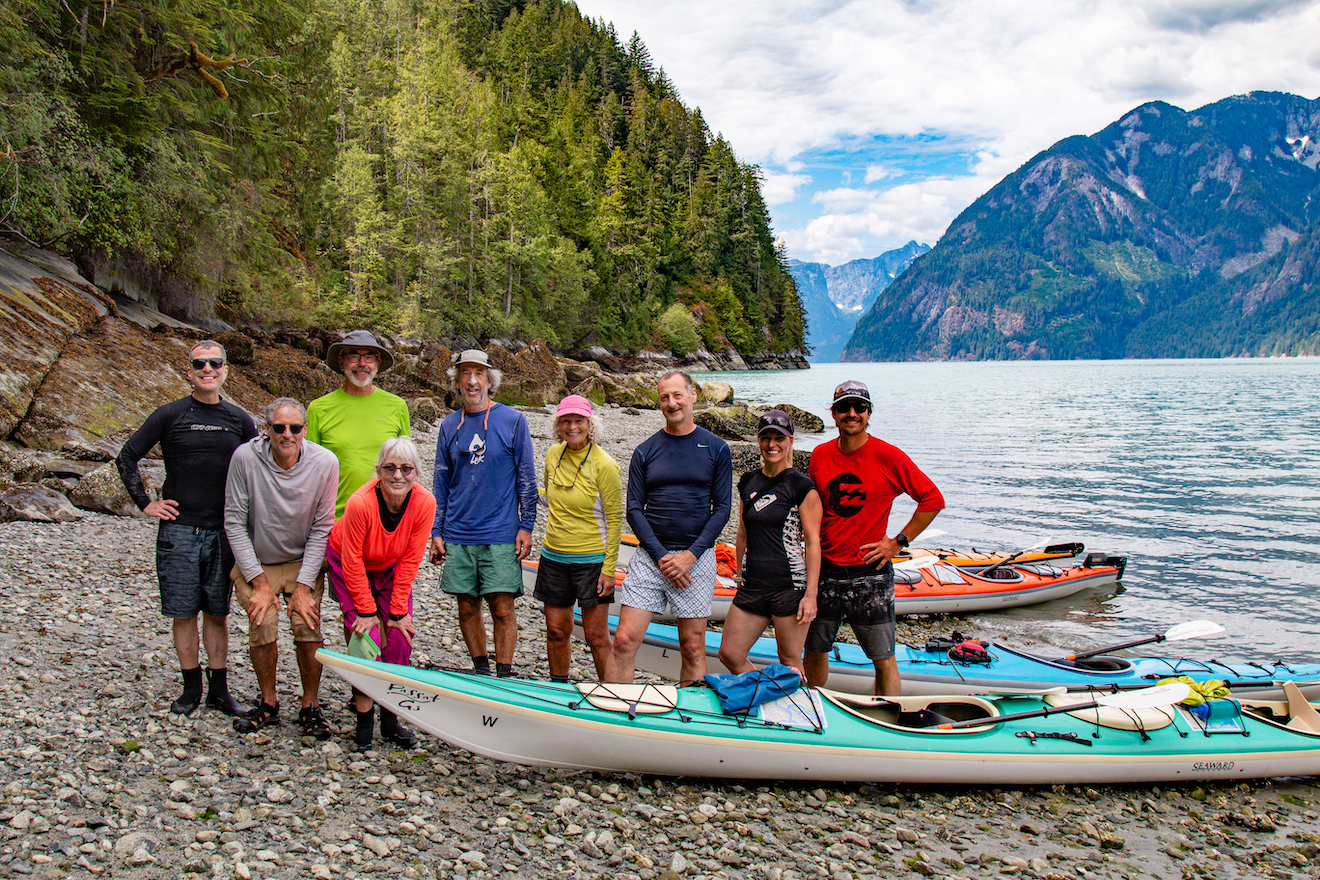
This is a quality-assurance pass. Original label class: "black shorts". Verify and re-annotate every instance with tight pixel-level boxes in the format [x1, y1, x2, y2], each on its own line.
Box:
[733, 585, 806, 619]
[804, 561, 895, 660]
[533, 557, 614, 609]
[156, 522, 234, 619]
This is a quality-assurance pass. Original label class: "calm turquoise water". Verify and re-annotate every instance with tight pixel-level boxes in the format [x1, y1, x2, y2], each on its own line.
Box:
[701, 360, 1320, 663]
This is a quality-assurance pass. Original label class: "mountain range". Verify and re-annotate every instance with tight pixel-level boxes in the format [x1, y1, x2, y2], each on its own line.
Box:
[789, 242, 930, 361]
[843, 91, 1320, 361]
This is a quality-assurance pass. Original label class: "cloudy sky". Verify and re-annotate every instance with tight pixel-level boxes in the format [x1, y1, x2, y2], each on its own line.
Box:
[576, 0, 1320, 266]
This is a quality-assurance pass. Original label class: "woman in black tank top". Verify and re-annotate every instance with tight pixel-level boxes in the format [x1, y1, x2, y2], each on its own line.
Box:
[716, 411, 821, 678]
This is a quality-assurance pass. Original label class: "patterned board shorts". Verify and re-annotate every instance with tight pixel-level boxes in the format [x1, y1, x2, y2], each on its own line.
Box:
[618, 548, 716, 619]
[804, 563, 896, 660]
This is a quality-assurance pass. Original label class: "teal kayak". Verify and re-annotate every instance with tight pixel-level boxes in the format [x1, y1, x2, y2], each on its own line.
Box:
[319, 650, 1320, 784]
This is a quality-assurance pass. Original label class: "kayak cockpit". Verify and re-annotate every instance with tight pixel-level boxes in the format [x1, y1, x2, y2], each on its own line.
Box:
[993, 642, 1134, 673]
[1238, 682, 1320, 735]
[821, 691, 999, 733]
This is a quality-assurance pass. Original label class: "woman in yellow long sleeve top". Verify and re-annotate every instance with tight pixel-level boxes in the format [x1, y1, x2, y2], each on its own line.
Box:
[534, 395, 623, 681]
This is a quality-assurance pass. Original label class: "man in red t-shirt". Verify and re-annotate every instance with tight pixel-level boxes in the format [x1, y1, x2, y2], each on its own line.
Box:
[806, 380, 944, 695]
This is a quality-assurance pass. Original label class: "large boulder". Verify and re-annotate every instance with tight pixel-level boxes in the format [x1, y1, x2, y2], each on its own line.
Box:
[13, 317, 272, 459]
[242, 344, 339, 405]
[0, 245, 112, 437]
[488, 339, 567, 406]
[771, 403, 826, 434]
[694, 405, 760, 441]
[70, 460, 157, 516]
[699, 380, 734, 404]
[571, 374, 658, 409]
[561, 359, 603, 387]
[378, 340, 453, 398]
[0, 484, 85, 523]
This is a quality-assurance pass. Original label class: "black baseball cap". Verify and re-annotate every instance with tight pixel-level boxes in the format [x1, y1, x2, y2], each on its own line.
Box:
[832, 380, 871, 409]
[757, 410, 794, 437]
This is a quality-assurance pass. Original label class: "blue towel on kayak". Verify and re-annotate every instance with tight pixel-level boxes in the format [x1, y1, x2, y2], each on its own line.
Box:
[704, 663, 802, 717]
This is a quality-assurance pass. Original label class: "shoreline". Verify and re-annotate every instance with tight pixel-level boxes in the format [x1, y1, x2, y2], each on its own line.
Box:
[0, 404, 1316, 879]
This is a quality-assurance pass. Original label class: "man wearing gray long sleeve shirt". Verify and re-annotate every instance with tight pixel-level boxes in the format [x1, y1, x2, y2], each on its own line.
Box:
[224, 398, 339, 738]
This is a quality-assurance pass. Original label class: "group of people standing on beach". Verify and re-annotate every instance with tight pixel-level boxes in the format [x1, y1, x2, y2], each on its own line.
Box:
[115, 330, 945, 751]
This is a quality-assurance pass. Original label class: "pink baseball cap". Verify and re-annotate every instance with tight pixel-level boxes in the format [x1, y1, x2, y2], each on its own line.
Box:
[555, 394, 593, 419]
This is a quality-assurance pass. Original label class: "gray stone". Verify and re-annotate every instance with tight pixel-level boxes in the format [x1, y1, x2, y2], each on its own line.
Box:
[699, 380, 733, 404]
[70, 460, 152, 516]
[0, 484, 84, 522]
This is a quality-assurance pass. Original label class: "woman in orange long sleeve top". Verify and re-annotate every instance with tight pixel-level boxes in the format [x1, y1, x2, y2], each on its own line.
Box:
[326, 436, 436, 750]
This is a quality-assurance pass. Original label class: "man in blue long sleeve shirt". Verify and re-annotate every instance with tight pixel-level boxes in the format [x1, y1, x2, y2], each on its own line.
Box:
[429, 350, 538, 677]
[607, 370, 732, 683]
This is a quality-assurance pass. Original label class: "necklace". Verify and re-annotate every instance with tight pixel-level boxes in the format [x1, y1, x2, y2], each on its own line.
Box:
[550, 442, 592, 490]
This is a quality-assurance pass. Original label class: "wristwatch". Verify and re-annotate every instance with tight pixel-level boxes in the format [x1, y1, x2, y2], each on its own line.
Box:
[894, 533, 910, 549]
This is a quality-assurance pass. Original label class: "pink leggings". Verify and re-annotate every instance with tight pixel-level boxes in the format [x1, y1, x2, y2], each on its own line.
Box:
[325, 544, 414, 667]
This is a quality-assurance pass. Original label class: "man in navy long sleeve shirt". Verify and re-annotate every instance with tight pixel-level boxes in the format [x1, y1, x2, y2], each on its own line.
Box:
[607, 371, 731, 683]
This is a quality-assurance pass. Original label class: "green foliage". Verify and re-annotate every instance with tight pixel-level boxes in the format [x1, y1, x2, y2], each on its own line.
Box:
[1, 0, 803, 354]
[0, 0, 797, 353]
[656, 302, 699, 355]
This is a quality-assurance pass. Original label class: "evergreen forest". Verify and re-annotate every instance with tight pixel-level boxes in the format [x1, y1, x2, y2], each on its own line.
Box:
[0, 0, 806, 356]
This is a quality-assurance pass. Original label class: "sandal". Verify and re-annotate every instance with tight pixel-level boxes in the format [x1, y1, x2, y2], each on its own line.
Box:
[233, 701, 281, 733]
[299, 705, 332, 740]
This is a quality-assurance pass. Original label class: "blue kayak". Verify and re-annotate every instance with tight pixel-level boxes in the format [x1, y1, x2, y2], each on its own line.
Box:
[600, 615, 1320, 699]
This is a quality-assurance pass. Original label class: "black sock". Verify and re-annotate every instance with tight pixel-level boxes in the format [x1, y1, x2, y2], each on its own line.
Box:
[355, 706, 374, 746]
[496, 662, 513, 678]
[206, 667, 229, 694]
[472, 655, 491, 674]
[549, 674, 569, 683]
[180, 666, 203, 700]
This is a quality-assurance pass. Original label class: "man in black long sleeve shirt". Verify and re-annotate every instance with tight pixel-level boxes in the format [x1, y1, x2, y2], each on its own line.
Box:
[116, 341, 257, 716]
[606, 371, 731, 683]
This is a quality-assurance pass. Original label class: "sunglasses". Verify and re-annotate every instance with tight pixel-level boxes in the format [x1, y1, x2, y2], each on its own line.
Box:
[270, 423, 305, 435]
[832, 402, 871, 415]
[190, 358, 226, 370]
[344, 352, 380, 364]
[379, 464, 415, 476]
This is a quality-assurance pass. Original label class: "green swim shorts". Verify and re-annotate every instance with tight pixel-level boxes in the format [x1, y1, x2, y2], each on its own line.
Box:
[439, 542, 525, 598]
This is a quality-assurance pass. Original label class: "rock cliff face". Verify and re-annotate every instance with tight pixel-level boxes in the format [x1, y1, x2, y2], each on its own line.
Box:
[844, 91, 1320, 361]
[0, 239, 811, 520]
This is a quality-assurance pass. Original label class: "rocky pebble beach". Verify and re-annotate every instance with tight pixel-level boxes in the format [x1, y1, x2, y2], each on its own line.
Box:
[2, 405, 1319, 880]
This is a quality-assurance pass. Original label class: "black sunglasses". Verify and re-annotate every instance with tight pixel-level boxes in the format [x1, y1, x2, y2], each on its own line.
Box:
[832, 402, 870, 415]
[270, 423, 305, 435]
[379, 464, 415, 476]
[190, 357, 226, 370]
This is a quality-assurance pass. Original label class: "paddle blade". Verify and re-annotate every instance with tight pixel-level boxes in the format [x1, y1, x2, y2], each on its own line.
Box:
[893, 556, 943, 570]
[1096, 681, 1191, 709]
[1163, 620, 1225, 642]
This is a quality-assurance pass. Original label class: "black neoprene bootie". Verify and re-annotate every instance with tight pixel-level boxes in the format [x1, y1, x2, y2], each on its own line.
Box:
[380, 709, 418, 748]
[205, 667, 245, 716]
[170, 666, 204, 715]
[353, 706, 375, 752]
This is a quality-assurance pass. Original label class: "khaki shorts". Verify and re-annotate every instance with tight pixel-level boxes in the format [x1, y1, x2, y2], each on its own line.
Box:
[232, 560, 326, 647]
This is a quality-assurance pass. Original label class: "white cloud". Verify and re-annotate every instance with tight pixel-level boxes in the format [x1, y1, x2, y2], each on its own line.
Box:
[864, 165, 892, 183]
[759, 171, 813, 206]
[782, 171, 1000, 264]
[577, 0, 1320, 261]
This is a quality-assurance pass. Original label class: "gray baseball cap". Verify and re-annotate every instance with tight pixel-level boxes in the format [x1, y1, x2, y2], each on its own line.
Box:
[831, 380, 871, 409]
